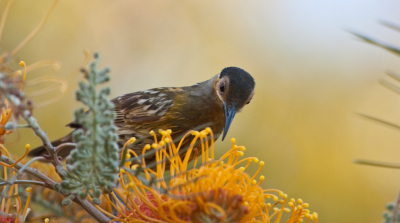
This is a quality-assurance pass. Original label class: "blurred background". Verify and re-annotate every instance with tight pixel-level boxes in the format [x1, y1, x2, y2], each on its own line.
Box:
[3, 0, 400, 222]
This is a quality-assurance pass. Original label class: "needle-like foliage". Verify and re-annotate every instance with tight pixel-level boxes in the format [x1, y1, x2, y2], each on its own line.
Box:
[56, 53, 119, 205]
[350, 21, 400, 223]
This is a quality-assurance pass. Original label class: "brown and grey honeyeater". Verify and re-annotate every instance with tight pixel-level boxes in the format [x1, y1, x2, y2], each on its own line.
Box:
[28, 67, 255, 165]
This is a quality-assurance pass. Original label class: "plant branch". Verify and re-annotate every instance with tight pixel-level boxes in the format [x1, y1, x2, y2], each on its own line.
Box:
[392, 190, 400, 223]
[54, 142, 76, 155]
[0, 155, 110, 223]
[21, 110, 64, 168]
[0, 180, 45, 187]
[1, 155, 56, 189]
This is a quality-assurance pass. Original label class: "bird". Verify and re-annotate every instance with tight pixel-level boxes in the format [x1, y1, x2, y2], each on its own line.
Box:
[28, 67, 255, 167]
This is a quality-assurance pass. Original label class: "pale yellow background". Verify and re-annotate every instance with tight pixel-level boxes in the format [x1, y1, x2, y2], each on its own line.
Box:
[4, 0, 400, 222]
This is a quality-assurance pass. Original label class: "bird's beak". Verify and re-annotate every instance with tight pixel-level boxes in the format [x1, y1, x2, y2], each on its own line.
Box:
[222, 102, 236, 141]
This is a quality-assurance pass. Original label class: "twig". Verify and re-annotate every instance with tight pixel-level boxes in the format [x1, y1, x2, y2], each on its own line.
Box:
[54, 142, 76, 155]
[392, 190, 400, 223]
[0, 155, 110, 223]
[0, 155, 56, 189]
[1, 157, 43, 199]
[21, 110, 63, 168]
[73, 198, 110, 223]
[0, 180, 45, 187]
[0, 57, 110, 222]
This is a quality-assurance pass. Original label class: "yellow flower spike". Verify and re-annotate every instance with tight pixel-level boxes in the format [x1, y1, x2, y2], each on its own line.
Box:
[288, 202, 294, 207]
[278, 191, 284, 197]
[266, 203, 271, 207]
[120, 168, 125, 174]
[166, 129, 172, 134]
[151, 143, 158, 149]
[303, 203, 309, 208]
[253, 158, 259, 163]
[283, 208, 291, 213]
[252, 180, 257, 185]
[239, 167, 245, 172]
[44, 218, 49, 223]
[290, 198, 295, 203]
[1, 143, 30, 168]
[237, 151, 244, 156]
[130, 164, 138, 170]
[257, 175, 265, 185]
[127, 137, 136, 145]
[164, 138, 170, 143]
[298, 198, 303, 204]
[14, 192, 21, 217]
[304, 209, 310, 213]
[199, 131, 206, 138]
[297, 205, 302, 209]
[124, 153, 131, 168]
[250, 161, 264, 183]
[273, 196, 279, 201]
[238, 146, 246, 151]
[149, 130, 155, 136]
[191, 131, 200, 137]
[22, 187, 32, 217]
[19, 61, 27, 81]
[273, 208, 279, 212]
[231, 138, 236, 144]
[283, 194, 288, 199]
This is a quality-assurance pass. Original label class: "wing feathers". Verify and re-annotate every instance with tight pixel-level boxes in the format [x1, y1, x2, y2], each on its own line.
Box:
[114, 89, 173, 124]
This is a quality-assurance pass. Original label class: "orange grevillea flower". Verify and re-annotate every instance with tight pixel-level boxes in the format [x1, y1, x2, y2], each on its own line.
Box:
[0, 99, 12, 139]
[95, 128, 318, 223]
[0, 61, 26, 143]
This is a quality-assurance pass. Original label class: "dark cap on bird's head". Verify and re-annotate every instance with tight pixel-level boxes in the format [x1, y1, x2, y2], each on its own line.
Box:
[214, 67, 255, 141]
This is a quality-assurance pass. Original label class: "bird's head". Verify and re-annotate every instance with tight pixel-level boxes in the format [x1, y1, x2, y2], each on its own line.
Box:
[213, 67, 255, 141]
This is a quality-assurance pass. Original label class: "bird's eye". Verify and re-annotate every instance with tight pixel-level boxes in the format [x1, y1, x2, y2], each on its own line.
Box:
[219, 82, 225, 93]
[246, 100, 251, 104]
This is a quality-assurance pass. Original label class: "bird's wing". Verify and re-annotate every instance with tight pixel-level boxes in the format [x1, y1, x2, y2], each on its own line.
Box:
[112, 89, 174, 147]
[65, 88, 174, 130]
[113, 89, 174, 125]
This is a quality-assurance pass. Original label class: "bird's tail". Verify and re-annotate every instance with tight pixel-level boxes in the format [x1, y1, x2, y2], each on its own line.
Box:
[27, 133, 74, 159]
